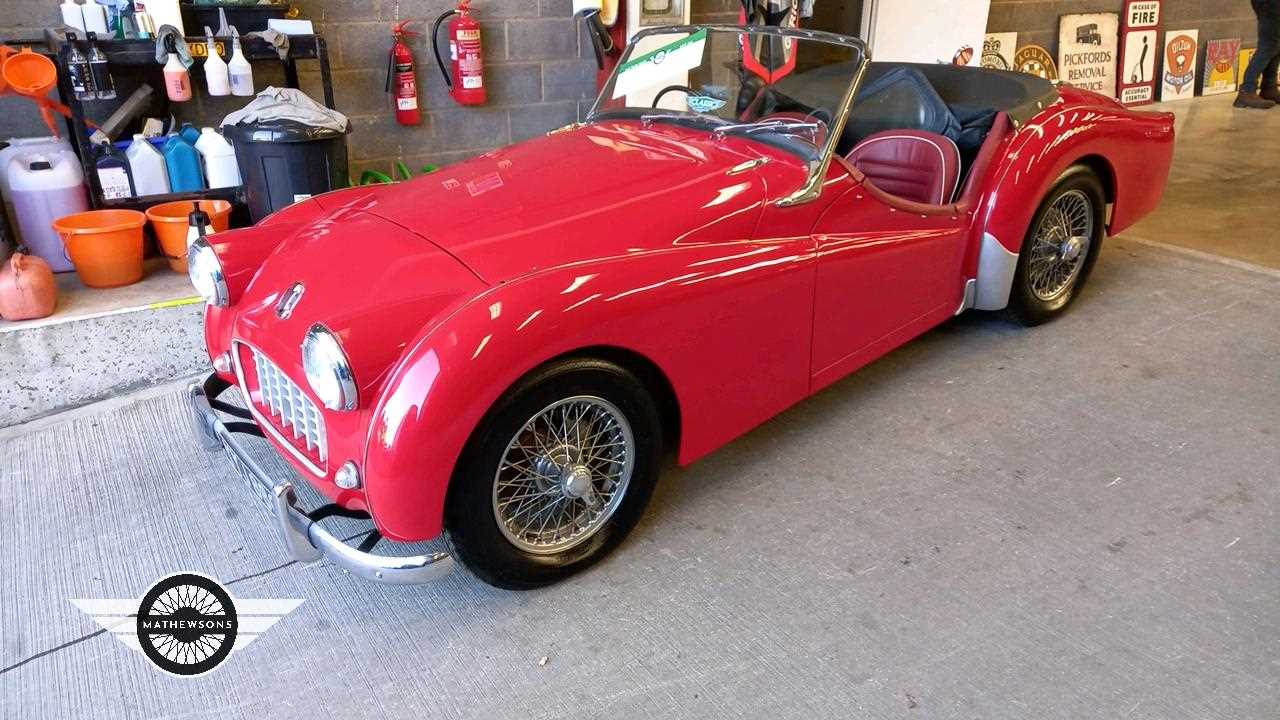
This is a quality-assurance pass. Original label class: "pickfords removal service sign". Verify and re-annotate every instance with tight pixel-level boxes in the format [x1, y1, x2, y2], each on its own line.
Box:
[1058, 13, 1120, 99]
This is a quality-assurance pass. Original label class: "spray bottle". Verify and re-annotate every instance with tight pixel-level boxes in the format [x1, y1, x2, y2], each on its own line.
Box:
[228, 29, 254, 96]
[203, 27, 230, 96]
[186, 209, 212, 250]
[162, 35, 192, 102]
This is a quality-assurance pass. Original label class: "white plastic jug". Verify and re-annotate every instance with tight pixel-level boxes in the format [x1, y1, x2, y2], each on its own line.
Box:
[194, 127, 242, 189]
[7, 153, 89, 273]
[0, 137, 76, 245]
[125, 135, 171, 196]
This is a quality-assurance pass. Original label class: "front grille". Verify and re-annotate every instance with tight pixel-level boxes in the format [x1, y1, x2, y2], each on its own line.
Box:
[244, 346, 328, 466]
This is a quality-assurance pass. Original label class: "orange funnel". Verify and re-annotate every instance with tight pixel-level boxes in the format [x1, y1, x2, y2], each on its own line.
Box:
[1, 45, 90, 138]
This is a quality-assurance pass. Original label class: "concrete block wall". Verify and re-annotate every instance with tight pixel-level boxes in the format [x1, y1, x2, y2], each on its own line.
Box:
[285, 0, 601, 178]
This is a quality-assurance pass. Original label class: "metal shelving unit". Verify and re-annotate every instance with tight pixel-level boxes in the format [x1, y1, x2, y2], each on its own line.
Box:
[48, 33, 334, 225]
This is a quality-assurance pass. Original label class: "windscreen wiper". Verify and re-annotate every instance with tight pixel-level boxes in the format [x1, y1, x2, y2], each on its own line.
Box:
[713, 119, 820, 136]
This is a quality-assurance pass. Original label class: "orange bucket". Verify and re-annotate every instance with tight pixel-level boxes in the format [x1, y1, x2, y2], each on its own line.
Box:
[52, 209, 147, 288]
[145, 199, 232, 272]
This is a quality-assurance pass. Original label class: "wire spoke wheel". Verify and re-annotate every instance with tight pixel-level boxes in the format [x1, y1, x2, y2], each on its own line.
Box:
[492, 395, 636, 555]
[1026, 189, 1094, 302]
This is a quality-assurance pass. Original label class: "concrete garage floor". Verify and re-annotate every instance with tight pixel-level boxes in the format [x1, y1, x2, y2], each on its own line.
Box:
[3, 95, 1280, 718]
[1, 237, 1278, 719]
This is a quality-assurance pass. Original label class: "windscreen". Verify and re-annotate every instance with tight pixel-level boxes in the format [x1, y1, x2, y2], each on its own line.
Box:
[588, 27, 866, 157]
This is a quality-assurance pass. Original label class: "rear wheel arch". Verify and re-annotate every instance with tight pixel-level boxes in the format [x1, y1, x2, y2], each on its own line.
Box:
[975, 160, 1106, 311]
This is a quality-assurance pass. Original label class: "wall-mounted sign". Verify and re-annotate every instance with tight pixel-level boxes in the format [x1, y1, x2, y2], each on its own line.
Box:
[983, 32, 1018, 70]
[1162, 30, 1200, 101]
[1203, 38, 1242, 95]
[1238, 47, 1257, 86]
[1058, 13, 1119, 98]
[861, 0, 992, 67]
[1117, 0, 1162, 106]
[1014, 44, 1058, 80]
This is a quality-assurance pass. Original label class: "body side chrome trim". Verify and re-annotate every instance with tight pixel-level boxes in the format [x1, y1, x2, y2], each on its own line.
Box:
[973, 232, 1020, 311]
[955, 278, 977, 315]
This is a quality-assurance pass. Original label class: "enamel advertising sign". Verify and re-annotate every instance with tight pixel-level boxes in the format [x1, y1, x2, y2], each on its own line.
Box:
[1203, 38, 1242, 95]
[1117, 0, 1162, 105]
[1058, 13, 1120, 98]
[982, 32, 1018, 70]
[1162, 30, 1200, 101]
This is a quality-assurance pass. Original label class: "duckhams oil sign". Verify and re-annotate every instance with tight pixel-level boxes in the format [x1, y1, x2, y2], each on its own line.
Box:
[1058, 13, 1120, 99]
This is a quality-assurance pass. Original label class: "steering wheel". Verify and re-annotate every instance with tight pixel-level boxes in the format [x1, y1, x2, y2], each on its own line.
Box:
[652, 85, 698, 108]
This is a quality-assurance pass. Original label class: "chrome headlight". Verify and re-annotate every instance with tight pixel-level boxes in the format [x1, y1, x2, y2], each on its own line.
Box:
[188, 238, 229, 307]
[302, 324, 357, 411]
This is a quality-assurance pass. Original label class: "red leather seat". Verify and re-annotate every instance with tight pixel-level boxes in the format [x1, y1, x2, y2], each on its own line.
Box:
[845, 130, 961, 205]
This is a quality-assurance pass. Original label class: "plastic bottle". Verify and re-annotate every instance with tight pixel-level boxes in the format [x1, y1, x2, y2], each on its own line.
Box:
[139, 0, 184, 36]
[93, 142, 135, 199]
[162, 134, 205, 192]
[0, 137, 76, 245]
[162, 37, 191, 102]
[186, 209, 213, 250]
[178, 122, 200, 145]
[82, 2, 109, 35]
[125, 134, 170, 196]
[193, 127, 241, 189]
[64, 32, 96, 101]
[85, 32, 116, 100]
[203, 30, 230, 96]
[7, 153, 89, 273]
[60, 0, 87, 33]
[228, 32, 254, 97]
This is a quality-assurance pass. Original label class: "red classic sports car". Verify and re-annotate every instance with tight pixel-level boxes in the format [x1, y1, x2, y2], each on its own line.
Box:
[189, 25, 1174, 589]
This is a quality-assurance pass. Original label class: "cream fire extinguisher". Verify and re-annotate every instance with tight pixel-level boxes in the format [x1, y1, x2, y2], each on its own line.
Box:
[387, 19, 421, 125]
[431, 0, 486, 106]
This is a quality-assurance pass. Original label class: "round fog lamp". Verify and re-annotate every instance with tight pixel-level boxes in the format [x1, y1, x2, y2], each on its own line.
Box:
[334, 461, 361, 490]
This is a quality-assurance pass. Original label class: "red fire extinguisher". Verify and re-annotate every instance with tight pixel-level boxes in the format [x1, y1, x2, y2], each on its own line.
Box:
[431, 0, 486, 106]
[387, 19, 421, 125]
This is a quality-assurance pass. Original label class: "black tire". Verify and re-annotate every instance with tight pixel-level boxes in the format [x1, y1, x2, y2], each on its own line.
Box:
[1006, 166, 1106, 326]
[444, 358, 663, 590]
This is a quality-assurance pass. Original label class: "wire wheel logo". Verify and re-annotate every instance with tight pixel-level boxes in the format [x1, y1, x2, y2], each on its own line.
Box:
[135, 573, 239, 676]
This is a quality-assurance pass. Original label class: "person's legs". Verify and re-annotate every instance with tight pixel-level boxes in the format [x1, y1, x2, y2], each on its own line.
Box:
[1238, 0, 1278, 107]
[1261, 44, 1280, 99]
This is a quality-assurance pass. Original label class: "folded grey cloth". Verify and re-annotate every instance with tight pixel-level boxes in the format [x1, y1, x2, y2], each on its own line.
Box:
[153, 24, 192, 67]
[247, 29, 290, 61]
[220, 86, 350, 133]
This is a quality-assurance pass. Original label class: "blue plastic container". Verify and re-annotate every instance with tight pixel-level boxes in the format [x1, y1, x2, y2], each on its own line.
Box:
[178, 123, 201, 145]
[163, 134, 206, 192]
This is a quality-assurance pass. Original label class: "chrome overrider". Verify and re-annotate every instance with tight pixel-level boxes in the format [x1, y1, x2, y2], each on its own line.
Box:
[188, 374, 454, 584]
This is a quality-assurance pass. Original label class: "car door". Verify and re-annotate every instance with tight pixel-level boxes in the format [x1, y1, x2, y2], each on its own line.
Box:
[808, 185, 969, 390]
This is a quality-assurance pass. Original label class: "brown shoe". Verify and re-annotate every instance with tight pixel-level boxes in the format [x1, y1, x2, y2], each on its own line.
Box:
[1261, 86, 1280, 103]
[1235, 91, 1276, 109]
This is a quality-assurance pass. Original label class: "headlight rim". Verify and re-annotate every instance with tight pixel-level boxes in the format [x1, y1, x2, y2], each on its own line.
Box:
[187, 237, 229, 308]
[301, 323, 358, 412]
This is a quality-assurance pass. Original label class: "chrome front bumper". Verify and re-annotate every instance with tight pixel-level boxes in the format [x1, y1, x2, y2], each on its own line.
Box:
[188, 374, 454, 584]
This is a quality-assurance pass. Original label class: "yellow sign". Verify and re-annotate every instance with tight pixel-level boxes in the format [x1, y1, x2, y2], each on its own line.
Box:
[1238, 47, 1256, 85]
[188, 41, 226, 59]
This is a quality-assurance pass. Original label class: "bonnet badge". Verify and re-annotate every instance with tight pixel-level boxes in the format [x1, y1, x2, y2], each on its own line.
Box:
[276, 283, 305, 319]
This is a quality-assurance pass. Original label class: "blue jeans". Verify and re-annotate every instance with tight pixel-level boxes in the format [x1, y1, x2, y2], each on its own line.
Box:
[1242, 0, 1280, 93]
